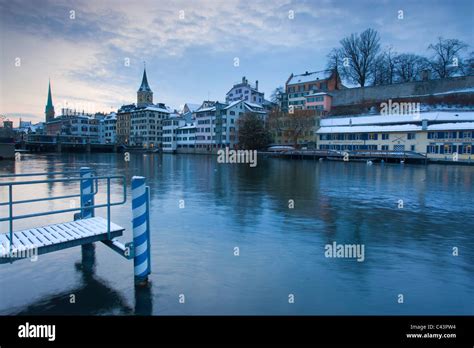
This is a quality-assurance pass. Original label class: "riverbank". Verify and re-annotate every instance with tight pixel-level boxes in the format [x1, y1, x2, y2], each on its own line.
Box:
[166, 147, 473, 165]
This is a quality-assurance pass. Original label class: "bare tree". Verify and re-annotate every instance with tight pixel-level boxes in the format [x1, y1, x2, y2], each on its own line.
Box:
[339, 28, 381, 86]
[270, 86, 285, 104]
[326, 48, 343, 89]
[463, 51, 474, 76]
[394, 54, 430, 82]
[428, 37, 468, 78]
[326, 48, 341, 71]
[372, 47, 397, 85]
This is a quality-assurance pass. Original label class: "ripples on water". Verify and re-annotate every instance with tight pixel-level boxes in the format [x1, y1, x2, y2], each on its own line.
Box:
[0, 153, 472, 315]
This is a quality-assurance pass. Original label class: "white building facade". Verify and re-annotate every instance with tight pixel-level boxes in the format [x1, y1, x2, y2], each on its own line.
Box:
[99, 112, 117, 144]
[194, 100, 267, 150]
[316, 111, 474, 162]
[226, 76, 265, 105]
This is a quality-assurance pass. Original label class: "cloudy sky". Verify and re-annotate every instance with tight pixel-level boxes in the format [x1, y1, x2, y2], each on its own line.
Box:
[0, 0, 473, 124]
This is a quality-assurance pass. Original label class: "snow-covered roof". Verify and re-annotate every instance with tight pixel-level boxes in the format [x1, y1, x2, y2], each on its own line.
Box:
[287, 70, 332, 85]
[317, 122, 474, 134]
[179, 123, 196, 130]
[144, 106, 171, 113]
[184, 103, 201, 112]
[320, 111, 474, 127]
[245, 101, 264, 109]
[225, 100, 243, 109]
[196, 106, 216, 112]
[244, 104, 266, 114]
[104, 113, 117, 121]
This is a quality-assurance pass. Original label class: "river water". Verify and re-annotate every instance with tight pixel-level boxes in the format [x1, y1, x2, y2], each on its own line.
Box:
[0, 153, 473, 315]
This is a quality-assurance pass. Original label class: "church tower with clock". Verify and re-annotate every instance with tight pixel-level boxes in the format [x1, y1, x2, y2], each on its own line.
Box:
[137, 65, 153, 107]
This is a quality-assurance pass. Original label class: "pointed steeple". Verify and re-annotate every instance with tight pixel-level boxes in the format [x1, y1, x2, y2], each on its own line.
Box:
[137, 63, 153, 107]
[45, 79, 55, 122]
[138, 63, 152, 92]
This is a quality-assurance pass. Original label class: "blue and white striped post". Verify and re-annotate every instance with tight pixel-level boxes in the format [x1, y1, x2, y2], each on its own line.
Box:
[80, 167, 95, 219]
[132, 176, 151, 285]
[80, 167, 96, 263]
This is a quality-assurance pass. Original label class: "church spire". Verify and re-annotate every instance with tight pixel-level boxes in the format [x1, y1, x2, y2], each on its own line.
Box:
[138, 63, 152, 92]
[45, 79, 55, 122]
[137, 63, 153, 107]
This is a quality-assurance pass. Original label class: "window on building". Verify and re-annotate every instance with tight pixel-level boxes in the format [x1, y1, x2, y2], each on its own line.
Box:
[381, 145, 389, 151]
[368, 133, 378, 140]
[444, 144, 453, 154]
[462, 144, 472, 154]
[407, 133, 416, 140]
[382, 133, 389, 140]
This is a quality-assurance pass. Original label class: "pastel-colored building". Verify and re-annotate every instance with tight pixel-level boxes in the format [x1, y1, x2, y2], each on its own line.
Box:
[305, 92, 332, 113]
[286, 69, 342, 111]
[226, 76, 265, 105]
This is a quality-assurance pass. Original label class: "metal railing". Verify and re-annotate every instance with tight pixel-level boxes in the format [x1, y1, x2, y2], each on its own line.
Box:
[0, 170, 126, 254]
[0, 171, 99, 207]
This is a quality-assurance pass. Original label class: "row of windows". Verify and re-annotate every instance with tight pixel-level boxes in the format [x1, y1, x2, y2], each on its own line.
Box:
[427, 143, 472, 154]
[71, 127, 98, 133]
[319, 133, 417, 141]
[319, 145, 379, 150]
[289, 100, 305, 106]
[307, 96, 324, 102]
[131, 113, 167, 119]
[318, 143, 473, 154]
[131, 131, 157, 135]
[132, 119, 157, 124]
[163, 136, 196, 142]
[197, 127, 236, 133]
[428, 131, 472, 139]
[287, 83, 328, 93]
[319, 144, 416, 151]
[132, 125, 158, 130]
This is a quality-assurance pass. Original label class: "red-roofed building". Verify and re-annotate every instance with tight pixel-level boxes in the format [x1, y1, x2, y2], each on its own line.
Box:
[285, 69, 342, 111]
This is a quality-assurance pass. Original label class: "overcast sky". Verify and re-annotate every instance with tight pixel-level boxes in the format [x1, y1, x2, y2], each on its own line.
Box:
[1, 0, 473, 124]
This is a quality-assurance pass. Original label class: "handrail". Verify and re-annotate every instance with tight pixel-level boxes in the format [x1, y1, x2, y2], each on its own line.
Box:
[0, 171, 99, 201]
[0, 175, 121, 186]
[0, 172, 127, 254]
[0, 175, 126, 222]
[0, 170, 95, 178]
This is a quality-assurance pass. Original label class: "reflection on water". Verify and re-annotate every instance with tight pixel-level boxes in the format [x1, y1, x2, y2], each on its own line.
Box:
[0, 153, 473, 315]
